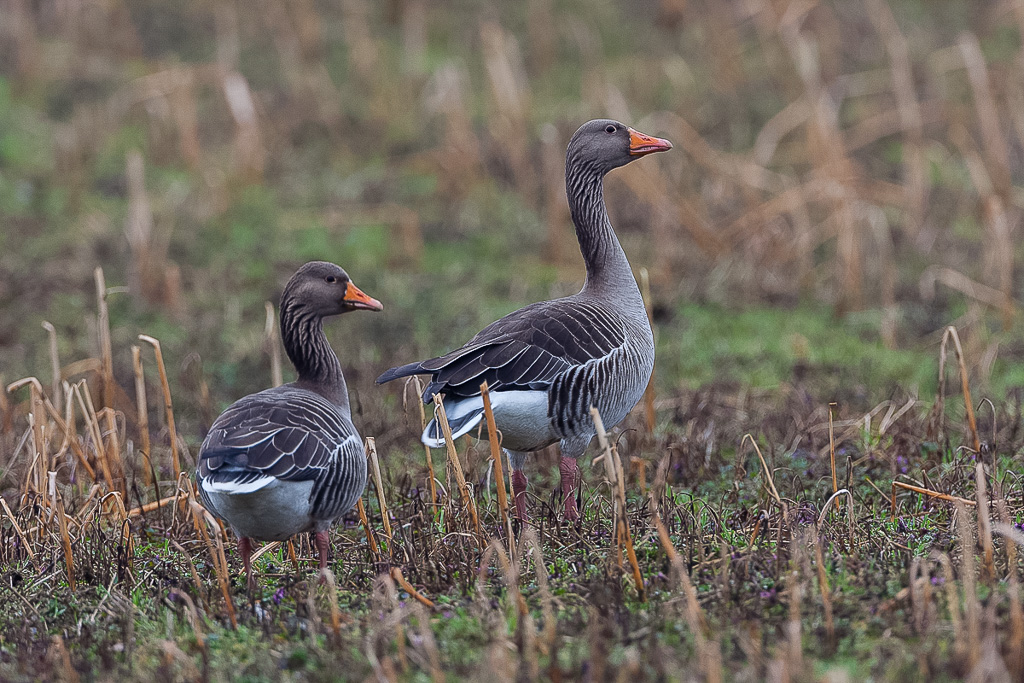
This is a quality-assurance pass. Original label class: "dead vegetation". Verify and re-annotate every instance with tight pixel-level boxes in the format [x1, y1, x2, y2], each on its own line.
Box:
[1, 267, 1024, 679]
[4, 0, 1024, 680]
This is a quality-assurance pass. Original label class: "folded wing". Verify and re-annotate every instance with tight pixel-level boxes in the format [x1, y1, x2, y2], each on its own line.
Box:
[376, 298, 627, 401]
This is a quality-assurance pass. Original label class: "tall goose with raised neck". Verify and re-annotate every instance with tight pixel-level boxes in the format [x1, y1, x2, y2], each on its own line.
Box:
[197, 261, 382, 590]
[377, 119, 671, 521]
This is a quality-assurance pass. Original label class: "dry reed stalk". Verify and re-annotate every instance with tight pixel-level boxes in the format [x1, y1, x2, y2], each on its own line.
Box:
[51, 395, 86, 481]
[828, 403, 838, 495]
[71, 485, 102, 528]
[540, 123, 567, 263]
[0, 374, 9, 435]
[0, 497, 38, 568]
[495, 537, 539, 675]
[7, 377, 47, 495]
[318, 568, 343, 642]
[169, 472, 192, 529]
[42, 321, 61, 413]
[743, 434, 782, 507]
[407, 377, 438, 509]
[409, 601, 444, 683]
[47, 470, 58, 524]
[749, 512, 766, 547]
[246, 540, 281, 566]
[432, 394, 481, 540]
[139, 335, 180, 481]
[817, 489, 854, 549]
[947, 123, 1016, 329]
[918, 266, 1017, 316]
[169, 539, 206, 603]
[356, 498, 381, 563]
[865, 0, 926, 237]
[812, 533, 835, 654]
[653, 512, 722, 682]
[221, 70, 265, 182]
[263, 302, 283, 388]
[522, 528, 556, 652]
[174, 592, 208, 676]
[891, 480, 977, 519]
[994, 520, 1024, 676]
[907, 556, 927, 636]
[480, 538, 528, 618]
[101, 491, 131, 542]
[772, 0, 862, 310]
[932, 327, 982, 453]
[94, 267, 114, 409]
[955, 502, 980, 668]
[784, 552, 804, 679]
[400, 0, 427, 75]
[286, 539, 300, 574]
[479, 20, 532, 195]
[612, 444, 646, 600]
[389, 567, 435, 608]
[753, 98, 810, 167]
[189, 499, 237, 628]
[74, 381, 113, 491]
[591, 408, 618, 486]
[958, 34, 1011, 198]
[975, 463, 994, 582]
[365, 437, 392, 542]
[158, 640, 200, 681]
[126, 493, 184, 518]
[102, 408, 125, 496]
[46, 635, 79, 683]
[340, 0, 379, 83]
[131, 345, 152, 487]
[123, 149, 160, 309]
[366, 573, 401, 680]
[591, 407, 637, 585]
[55, 496, 76, 591]
[480, 381, 513, 543]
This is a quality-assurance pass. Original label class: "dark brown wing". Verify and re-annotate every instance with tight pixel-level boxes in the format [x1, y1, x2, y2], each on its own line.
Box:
[197, 386, 367, 521]
[198, 387, 353, 478]
[376, 298, 627, 400]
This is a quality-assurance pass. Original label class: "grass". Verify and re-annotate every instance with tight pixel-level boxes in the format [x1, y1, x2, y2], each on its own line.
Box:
[662, 303, 938, 393]
[2, 312, 1022, 680]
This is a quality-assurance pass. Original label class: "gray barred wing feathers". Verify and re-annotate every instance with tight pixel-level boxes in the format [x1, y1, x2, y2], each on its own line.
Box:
[198, 386, 367, 522]
[377, 298, 629, 400]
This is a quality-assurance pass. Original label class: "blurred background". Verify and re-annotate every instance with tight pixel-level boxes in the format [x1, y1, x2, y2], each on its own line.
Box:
[2, 0, 1024, 448]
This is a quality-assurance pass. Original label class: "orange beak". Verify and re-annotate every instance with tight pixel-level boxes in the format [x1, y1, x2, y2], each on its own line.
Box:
[628, 128, 673, 156]
[342, 281, 383, 312]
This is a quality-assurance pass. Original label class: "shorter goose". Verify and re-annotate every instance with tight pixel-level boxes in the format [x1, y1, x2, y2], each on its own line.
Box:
[378, 119, 671, 522]
[197, 261, 382, 590]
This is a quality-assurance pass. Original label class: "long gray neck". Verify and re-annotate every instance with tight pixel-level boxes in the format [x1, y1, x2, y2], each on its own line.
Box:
[280, 301, 349, 410]
[566, 156, 642, 301]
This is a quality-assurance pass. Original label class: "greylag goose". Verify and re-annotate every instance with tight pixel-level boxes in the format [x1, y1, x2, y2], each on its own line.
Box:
[197, 261, 382, 589]
[377, 119, 671, 521]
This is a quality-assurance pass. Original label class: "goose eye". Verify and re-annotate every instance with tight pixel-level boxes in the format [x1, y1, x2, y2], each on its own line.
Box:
[605, 125, 616, 134]
[325, 276, 337, 284]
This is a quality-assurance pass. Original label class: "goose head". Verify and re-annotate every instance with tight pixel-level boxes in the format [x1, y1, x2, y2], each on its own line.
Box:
[282, 261, 383, 318]
[567, 119, 673, 174]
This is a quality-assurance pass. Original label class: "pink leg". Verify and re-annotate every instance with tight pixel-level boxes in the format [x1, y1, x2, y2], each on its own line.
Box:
[238, 536, 255, 592]
[315, 531, 331, 573]
[559, 456, 580, 521]
[511, 469, 529, 522]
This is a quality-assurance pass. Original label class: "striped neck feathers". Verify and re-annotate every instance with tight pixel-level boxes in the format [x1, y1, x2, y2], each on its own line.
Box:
[280, 301, 349, 407]
[565, 153, 639, 297]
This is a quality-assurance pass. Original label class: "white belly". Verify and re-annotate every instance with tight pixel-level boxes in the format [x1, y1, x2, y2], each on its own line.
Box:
[424, 390, 557, 452]
[489, 390, 558, 451]
[203, 479, 315, 541]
